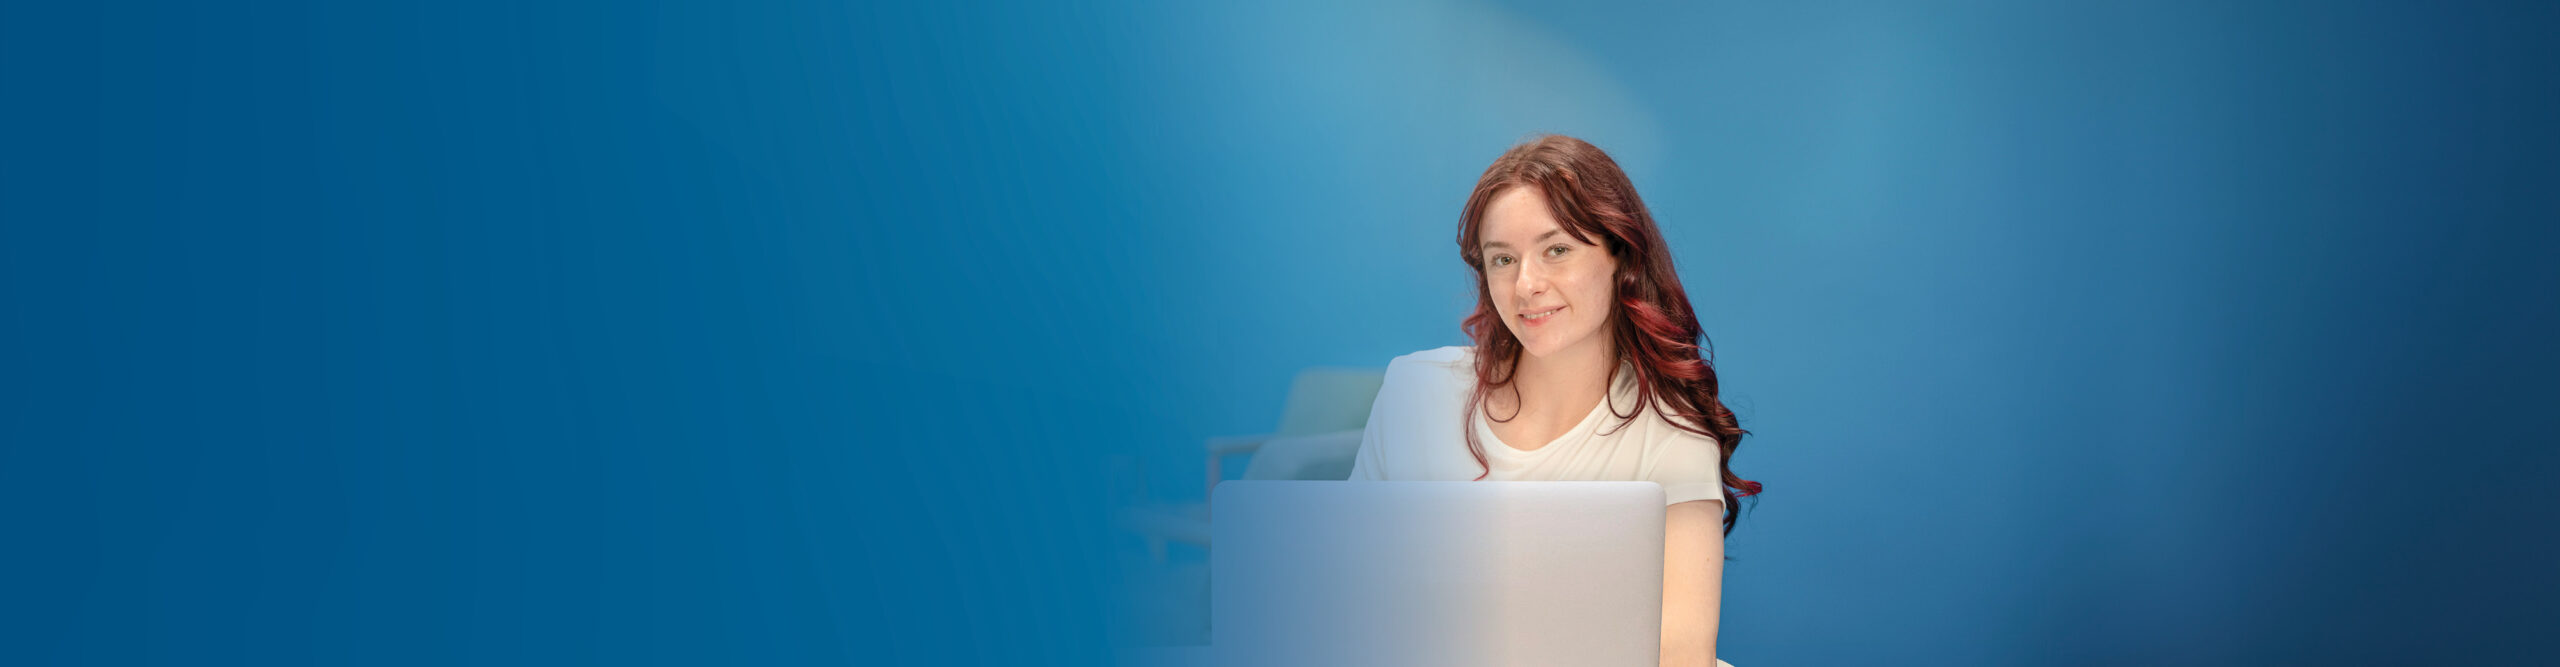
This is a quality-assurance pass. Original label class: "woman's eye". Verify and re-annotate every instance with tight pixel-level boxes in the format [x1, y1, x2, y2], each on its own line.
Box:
[1547, 245, 1571, 258]
[1490, 255, 1513, 268]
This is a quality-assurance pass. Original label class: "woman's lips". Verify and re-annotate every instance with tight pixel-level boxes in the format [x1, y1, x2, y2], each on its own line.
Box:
[1519, 306, 1564, 326]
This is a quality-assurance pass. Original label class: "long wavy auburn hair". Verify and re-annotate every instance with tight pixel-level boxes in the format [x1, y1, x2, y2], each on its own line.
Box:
[1454, 135, 1762, 535]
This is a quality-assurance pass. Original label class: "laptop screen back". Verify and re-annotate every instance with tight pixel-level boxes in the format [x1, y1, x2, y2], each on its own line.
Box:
[1210, 481, 1666, 667]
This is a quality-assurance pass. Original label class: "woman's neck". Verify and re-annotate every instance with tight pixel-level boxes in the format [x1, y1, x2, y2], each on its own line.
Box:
[1509, 336, 1618, 420]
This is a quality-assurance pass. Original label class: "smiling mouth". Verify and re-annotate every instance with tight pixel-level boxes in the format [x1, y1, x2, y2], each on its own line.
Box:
[1520, 306, 1564, 322]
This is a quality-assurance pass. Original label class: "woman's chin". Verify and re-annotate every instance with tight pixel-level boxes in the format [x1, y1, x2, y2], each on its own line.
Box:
[1514, 330, 1601, 361]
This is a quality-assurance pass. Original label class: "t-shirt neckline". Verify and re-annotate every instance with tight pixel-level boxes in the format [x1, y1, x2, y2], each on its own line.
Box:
[1478, 395, 1612, 456]
[1474, 359, 1637, 456]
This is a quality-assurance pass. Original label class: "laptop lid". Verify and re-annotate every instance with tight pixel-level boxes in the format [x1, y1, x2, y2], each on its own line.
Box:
[1209, 481, 1666, 667]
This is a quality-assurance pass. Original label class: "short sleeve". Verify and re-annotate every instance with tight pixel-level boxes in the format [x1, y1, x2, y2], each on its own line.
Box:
[1348, 346, 1472, 483]
[1646, 434, 1726, 507]
[1346, 357, 1405, 482]
[1348, 402, 1387, 481]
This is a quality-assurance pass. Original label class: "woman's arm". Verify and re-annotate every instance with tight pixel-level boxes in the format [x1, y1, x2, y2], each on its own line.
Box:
[1661, 499, 1724, 667]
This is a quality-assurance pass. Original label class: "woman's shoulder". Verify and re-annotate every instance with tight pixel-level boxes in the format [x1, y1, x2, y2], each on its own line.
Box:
[1387, 344, 1474, 369]
[1619, 385, 1721, 451]
[1370, 346, 1476, 417]
[1382, 345, 1478, 392]
[1356, 347, 1482, 481]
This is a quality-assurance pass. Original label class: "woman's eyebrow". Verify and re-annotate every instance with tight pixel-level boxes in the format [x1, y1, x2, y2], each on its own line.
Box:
[1482, 229, 1565, 251]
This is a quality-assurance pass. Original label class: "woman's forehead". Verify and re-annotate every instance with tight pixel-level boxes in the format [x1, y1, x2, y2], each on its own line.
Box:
[1483, 189, 1562, 242]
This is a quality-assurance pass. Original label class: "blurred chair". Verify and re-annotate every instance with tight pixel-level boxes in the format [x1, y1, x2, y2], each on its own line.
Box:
[1118, 366, 1385, 561]
[1203, 366, 1387, 492]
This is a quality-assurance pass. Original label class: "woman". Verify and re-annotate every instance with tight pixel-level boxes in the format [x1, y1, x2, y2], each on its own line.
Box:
[1348, 135, 1760, 667]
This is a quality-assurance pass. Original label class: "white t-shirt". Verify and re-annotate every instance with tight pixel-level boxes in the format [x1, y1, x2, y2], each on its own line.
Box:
[1348, 345, 1728, 507]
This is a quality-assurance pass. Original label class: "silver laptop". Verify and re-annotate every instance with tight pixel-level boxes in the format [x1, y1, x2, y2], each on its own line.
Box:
[1209, 481, 1666, 667]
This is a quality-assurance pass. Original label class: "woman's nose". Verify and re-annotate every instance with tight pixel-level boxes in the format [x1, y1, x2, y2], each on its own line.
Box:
[1514, 260, 1548, 295]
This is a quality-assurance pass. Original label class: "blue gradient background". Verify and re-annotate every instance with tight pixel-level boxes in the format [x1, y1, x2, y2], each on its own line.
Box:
[4, 1, 2554, 665]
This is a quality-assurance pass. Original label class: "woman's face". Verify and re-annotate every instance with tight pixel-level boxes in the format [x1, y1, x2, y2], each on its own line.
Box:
[1479, 186, 1618, 361]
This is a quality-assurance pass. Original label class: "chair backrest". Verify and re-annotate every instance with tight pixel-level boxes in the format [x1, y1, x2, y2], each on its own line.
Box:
[1239, 431, 1364, 482]
[1271, 367, 1387, 437]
